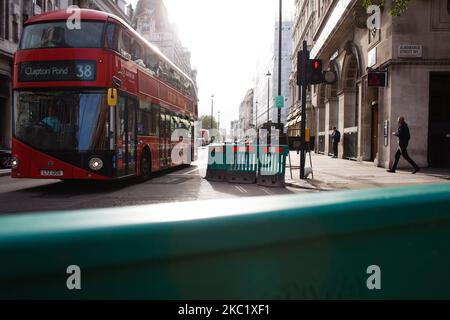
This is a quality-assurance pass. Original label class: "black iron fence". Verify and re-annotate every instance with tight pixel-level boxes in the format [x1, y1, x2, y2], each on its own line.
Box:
[343, 128, 358, 159]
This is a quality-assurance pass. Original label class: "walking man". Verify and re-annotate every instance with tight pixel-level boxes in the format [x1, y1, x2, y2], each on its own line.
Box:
[331, 127, 340, 158]
[387, 116, 420, 174]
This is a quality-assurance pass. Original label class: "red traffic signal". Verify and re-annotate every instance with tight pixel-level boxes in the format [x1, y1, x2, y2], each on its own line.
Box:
[313, 60, 320, 70]
[307, 59, 323, 85]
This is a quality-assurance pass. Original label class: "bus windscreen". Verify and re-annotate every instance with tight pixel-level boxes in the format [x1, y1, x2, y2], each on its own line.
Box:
[19, 21, 104, 50]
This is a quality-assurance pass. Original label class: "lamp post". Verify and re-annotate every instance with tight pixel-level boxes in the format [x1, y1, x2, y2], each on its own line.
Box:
[255, 101, 258, 129]
[218, 110, 221, 131]
[277, 0, 282, 125]
[210, 94, 214, 129]
[266, 70, 271, 123]
[217, 111, 221, 142]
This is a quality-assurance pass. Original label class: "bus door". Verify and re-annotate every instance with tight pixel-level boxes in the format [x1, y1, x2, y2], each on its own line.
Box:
[116, 95, 137, 177]
[159, 110, 170, 168]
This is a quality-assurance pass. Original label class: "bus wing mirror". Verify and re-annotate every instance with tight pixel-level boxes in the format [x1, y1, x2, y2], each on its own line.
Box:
[107, 88, 117, 107]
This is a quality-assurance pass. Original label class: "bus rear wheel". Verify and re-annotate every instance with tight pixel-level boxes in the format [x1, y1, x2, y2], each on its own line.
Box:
[139, 149, 152, 181]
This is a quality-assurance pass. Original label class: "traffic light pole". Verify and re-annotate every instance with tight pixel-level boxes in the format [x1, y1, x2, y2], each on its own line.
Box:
[277, 0, 282, 125]
[296, 41, 337, 179]
[299, 40, 308, 180]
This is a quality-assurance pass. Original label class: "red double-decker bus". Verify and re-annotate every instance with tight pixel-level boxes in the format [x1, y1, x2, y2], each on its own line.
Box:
[11, 9, 198, 181]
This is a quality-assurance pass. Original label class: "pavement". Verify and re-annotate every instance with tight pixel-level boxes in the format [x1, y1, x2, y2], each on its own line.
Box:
[285, 151, 450, 191]
[0, 169, 10, 177]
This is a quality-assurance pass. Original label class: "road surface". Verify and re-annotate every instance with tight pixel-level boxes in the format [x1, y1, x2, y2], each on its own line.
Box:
[0, 147, 310, 214]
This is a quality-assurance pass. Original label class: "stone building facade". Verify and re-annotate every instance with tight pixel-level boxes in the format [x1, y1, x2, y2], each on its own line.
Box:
[288, 0, 450, 169]
[133, 0, 196, 82]
[254, 19, 293, 132]
[0, 0, 131, 149]
[239, 88, 254, 131]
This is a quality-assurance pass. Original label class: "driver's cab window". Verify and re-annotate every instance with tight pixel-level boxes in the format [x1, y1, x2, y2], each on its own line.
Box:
[105, 22, 120, 51]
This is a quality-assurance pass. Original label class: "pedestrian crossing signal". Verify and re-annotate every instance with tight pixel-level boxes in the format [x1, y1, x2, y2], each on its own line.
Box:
[368, 71, 387, 87]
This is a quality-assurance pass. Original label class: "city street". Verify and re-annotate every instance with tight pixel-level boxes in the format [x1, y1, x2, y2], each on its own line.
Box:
[0, 147, 309, 215]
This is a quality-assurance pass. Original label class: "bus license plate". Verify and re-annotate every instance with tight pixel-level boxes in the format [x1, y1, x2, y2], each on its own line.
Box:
[40, 170, 64, 177]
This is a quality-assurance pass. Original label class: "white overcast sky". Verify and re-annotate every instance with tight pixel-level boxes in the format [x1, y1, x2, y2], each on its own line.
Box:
[128, 0, 294, 130]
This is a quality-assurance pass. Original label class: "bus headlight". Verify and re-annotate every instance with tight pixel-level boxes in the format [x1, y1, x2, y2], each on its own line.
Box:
[88, 157, 103, 171]
[11, 157, 19, 169]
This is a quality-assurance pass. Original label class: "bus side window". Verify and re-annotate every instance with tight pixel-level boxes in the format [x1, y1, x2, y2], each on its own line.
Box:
[138, 100, 152, 135]
[145, 51, 158, 76]
[119, 29, 132, 59]
[131, 40, 144, 66]
[151, 104, 160, 136]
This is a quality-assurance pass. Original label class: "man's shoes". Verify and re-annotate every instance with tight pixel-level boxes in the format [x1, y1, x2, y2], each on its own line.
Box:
[387, 169, 396, 173]
[412, 167, 420, 174]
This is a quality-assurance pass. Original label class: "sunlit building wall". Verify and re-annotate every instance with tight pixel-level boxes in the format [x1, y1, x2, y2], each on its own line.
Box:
[289, 0, 450, 169]
[133, 0, 196, 82]
[239, 88, 254, 132]
[253, 18, 293, 132]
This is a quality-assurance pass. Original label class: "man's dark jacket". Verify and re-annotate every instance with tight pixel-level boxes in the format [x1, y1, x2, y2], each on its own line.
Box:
[332, 130, 341, 144]
[396, 122, 411, 146]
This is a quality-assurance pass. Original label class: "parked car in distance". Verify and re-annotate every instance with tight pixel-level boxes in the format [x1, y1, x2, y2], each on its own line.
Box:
[0, 149, 12, 169]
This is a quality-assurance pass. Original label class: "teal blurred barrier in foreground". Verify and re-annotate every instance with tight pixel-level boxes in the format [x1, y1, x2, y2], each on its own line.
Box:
[1, 183, 450, 299]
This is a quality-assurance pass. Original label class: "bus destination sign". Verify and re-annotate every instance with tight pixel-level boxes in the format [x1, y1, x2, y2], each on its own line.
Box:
[19, 60, 96, 82]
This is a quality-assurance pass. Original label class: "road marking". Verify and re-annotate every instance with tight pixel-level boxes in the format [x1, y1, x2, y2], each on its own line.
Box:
[235, 185, 248, 193]
[259, 187, 272, 195]
[183, 167, 200, 175]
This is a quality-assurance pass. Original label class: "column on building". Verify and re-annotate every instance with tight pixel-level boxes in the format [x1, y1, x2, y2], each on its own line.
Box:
[338, 48, 359, 159]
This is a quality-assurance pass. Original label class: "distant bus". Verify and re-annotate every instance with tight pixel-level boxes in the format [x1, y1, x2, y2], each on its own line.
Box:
[199, 129, 209, 146]
[11, 9, 198, 181]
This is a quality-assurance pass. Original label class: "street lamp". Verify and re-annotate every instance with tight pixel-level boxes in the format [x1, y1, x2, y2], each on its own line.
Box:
[210, 94, 214, 129]
[266, 70, 271, 123]
[255, 101, 258, 129]
[218, 111, 220, 130]
[277, 0, 282, 125]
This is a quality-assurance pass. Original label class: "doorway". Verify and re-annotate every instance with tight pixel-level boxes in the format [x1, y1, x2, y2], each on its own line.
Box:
[116, 94, 137, 177]
[371, 102, 379, 161]
[159, 110, 171, 168]
[428, 73, 450, 167]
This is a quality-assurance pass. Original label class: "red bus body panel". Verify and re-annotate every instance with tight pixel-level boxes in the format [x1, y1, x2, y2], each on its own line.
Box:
[11, 138, 108, 180]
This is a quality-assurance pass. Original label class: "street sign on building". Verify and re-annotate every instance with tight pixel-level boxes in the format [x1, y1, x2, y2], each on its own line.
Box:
[398, 45, 422, 58]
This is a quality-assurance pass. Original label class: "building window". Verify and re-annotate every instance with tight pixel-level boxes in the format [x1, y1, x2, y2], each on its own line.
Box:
[0, 0, 5, 40]
[0, 0, 10, 40]
[13, 19, 19, 42]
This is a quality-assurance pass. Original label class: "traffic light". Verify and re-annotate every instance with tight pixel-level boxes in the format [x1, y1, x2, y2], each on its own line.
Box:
[297, 52, 338, 86]
[307, 59, 323, 85]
